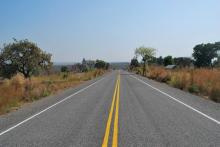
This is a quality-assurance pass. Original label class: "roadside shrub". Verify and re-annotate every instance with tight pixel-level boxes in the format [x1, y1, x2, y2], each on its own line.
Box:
[158, 71, 171, 83]
[93, 69, 104, 77]
[135, 67, 142, 75]
[168, 73, 189, 90]
[29, 87, 42, 100]
[169, 74, 182, 89]
[188, 84, 199, 94]
[11, 73, 25, 90]
[147, 66, 171, 83]
[62, 72, 69, 79]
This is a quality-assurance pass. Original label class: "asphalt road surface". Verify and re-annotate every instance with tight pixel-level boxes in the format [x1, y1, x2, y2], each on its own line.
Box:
[0, 70, 219, 147]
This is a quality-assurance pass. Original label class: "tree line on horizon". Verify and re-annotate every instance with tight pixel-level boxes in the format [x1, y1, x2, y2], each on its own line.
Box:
[61, 58, 110, 73]
[130, 42, 220, 75]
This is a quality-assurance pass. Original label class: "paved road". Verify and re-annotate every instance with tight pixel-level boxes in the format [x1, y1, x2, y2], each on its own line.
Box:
[0, 70, 220, 146]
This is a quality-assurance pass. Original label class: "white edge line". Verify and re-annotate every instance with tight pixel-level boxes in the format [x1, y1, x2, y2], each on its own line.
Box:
[130, 75, 220, 125]
[0, 78, 104, 136]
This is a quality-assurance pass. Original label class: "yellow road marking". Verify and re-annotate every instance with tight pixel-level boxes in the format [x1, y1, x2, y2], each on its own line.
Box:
[102, 76, 119, 147]
[112, 74, 120, 147]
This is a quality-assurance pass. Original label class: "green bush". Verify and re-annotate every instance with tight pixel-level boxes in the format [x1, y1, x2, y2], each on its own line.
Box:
[188, 85, 199, 94]
[42, 90, 50, 97]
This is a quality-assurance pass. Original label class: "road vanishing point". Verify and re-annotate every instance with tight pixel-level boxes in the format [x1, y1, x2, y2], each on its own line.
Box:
[0, 70, 219, 146]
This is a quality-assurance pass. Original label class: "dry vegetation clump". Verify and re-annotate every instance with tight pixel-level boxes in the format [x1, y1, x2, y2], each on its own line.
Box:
[0, 69, 106, 114]
[141, 66, 220, 102]
[147, 66, 171, 83]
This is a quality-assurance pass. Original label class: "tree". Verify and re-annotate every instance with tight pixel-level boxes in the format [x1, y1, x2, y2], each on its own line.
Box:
[0, 64, 17, 79]
[192, 42, 220, 67]
[173, 57, 193, 67]
[163, 55, 173, 66]
[156, 56, 164, 65]
[72, 63, 83, 72]
[95, 59, 107, 69]
[61, 66, 68, 72]
[81, 58, 89, 72]
[148, 57, 157, 65]
[135, 46, 156, 76]
[0, 39, 52, 78]
[86, 60, 96, 70]
[82, 58, 86, 65]
[130, 57, 139, 69]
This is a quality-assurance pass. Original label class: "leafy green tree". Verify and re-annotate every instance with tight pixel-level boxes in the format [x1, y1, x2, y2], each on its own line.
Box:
[0, 39, 52, 78]
[163, 55, 173, 66]
[0, 64, 17, 79]
[135, 46, 156, 76]
[82, 58, 86, 65]
[192, 42, 220, 67]
[156, 56, 164, 65]
[61, 66, 68, 72]
[148, 57, 157, 65]
[86, 60, 96, 70]
[61, 66, 69, 79]
[173, 57, 193, 67]
[130, 57, 139, 69]
[95, 60, 107, 69]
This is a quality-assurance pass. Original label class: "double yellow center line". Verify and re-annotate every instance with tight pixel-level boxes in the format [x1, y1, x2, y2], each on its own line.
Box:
[102, 74, 120, 147]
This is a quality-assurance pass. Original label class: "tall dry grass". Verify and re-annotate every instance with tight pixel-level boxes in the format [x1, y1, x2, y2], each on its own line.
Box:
[0, 69, 106, 114]
[135, 66, 220, 102]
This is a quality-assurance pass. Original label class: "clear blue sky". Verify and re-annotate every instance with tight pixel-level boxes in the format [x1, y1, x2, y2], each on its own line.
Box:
[0, 0, 219, 62]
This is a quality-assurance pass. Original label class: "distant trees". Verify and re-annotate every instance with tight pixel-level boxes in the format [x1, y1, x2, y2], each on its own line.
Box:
[72, 58, 109, 72]
[129, 57, 139, 69]
[156, 56, 164, 65]
[135, 46, 156, 76]
[61, 66, 69, 72]
[192, 42, 220, 67]
[86, 60, 96, 70]
[0, 39, 52, 78]
[173, 57, 193, 67]
[94, 60, 105, 69]
[81, 58, 89, 72]
[130, 42, 220, 70]
[163, 55, 173, 66]
[149, 56, 192, 67]
[95, 59, 109, 69]
[60, 66, 69, 79]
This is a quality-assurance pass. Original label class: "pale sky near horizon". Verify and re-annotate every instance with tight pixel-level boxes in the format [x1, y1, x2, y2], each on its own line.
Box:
[0, 0, 219, 62]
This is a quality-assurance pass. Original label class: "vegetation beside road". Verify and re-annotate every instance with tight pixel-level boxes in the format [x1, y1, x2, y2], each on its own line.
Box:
[132, 66, 220, 102]
[147, 66, 220, 102]
[0, 39, 109, 115]
[0, 69, 106, 115]
[130, 42, 220, 103]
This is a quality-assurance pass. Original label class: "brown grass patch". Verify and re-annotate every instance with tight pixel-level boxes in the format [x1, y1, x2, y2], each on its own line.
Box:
[0, 69, 106, 114]
[135, 66, 220, 102]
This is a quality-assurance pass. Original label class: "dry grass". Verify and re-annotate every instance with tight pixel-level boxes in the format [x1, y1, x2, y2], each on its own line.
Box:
[135, 66, 220, 102]
[0, 69, 106, 114]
